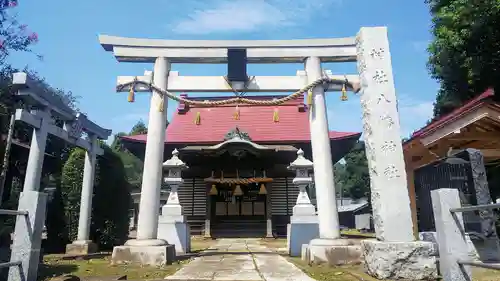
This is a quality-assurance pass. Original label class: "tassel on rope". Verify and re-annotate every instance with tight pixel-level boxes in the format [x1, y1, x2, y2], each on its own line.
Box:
[128, 77, 137, 103]
[234, 105, 240, 120]
[307, 90, 313, 106]
[158, 96, 165, 112]
[128, 86, 135, 103]
[341, 83, 348, 101]
[194, 111, 201, 125]
[273, 108, 280, 122]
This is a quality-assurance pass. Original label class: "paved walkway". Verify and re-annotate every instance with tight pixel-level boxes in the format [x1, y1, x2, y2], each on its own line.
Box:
[166, 238, 317, 281]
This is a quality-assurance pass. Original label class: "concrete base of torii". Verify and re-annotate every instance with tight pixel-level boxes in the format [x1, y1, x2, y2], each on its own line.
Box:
[65, 240, 98, 256]
[111, 239, 176, 267]
[302, 238, 363, 265]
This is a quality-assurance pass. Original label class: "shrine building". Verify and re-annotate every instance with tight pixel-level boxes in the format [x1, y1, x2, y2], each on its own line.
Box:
[122, 93, 361, 238]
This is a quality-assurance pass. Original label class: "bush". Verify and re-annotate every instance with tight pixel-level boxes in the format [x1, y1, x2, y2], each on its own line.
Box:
[60, 148, 85, 242]
[90, 145, 131, 249]
[44, 180, 69, 252]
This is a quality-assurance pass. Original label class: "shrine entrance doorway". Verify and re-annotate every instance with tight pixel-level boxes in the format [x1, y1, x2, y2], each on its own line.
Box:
[210, 183, 267, 237]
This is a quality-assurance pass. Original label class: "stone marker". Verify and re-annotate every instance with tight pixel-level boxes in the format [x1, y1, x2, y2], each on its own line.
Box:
[356, 26, 438, 279]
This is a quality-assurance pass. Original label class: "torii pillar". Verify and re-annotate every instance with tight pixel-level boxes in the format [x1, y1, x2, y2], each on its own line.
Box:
[111, 57, 176, 266]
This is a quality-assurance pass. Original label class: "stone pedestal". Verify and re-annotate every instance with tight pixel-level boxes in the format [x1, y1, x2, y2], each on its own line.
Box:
[362, 240, 438, 280]
[65, 240, 98, 256]
[304, 238, 362, 265]
[287, 204, 319, 257]
[111, 239, 175, 266]
[157, 204, 191, 254]
[287, 220, 319, 257]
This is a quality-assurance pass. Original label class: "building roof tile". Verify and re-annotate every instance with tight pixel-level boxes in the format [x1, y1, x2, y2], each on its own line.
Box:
[122, 94, 360, 144]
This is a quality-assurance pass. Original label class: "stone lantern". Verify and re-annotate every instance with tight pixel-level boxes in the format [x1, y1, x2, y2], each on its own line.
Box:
[286, 148, 319, 257]
[157, 149, 191, 254]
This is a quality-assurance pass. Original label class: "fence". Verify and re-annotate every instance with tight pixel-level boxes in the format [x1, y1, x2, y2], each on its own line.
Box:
[0, 190, 47, 281]
[431, 188, 500, 281]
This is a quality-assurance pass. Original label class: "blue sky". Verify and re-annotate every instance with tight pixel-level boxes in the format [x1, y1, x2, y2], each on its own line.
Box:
[9, 0, 439, 142]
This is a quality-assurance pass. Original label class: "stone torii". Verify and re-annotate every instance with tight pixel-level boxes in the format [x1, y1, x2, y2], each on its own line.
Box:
[99, 27, 436, 279]
[10, 72, 112, 257]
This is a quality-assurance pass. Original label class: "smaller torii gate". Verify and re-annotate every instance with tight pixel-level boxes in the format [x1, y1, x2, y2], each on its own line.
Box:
[5, 72, 111, 281]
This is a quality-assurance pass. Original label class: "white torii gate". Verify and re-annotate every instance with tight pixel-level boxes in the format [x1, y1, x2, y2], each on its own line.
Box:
[99, 27, 434, 276]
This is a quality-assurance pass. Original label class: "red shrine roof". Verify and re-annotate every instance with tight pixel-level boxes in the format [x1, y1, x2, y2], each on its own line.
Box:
[122, 94, 361, 144]
[409, 88, 495, 139]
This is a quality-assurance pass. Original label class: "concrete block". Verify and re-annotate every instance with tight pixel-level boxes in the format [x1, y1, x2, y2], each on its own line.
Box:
[8, 191, 47, 281]
[361, 240, 438, 280]
[307, 238, 362, 265]
[65, 241, 98, 256]
[157, 222, 190, 254]
[111, 244, 175, 266]
[431, 188, 472, 281]
[286, 222, 319, 256]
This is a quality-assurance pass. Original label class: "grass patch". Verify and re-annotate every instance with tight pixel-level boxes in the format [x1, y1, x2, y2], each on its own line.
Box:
[38, 254, 184, 281]
[38, 237, 216, 281]
[289, 257, 378, 281]
[340, 229, 376, 238]
[289, 256, 500, 281]
[472, 268, 500, 281]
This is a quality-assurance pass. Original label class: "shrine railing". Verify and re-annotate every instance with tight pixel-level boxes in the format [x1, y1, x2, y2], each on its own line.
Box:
[0, 209, 27, 272]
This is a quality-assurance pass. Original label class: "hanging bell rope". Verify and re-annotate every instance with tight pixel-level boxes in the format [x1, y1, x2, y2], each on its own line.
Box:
[117, 76, 361, 107]
[209, 184, 218, 195]
[259, 183, 267, 195]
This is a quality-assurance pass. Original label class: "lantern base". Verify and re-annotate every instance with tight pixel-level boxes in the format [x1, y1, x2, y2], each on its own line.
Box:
[158, 204, 190, 254]
[287, 219, 319, 257]
[157, 221, 191, 255]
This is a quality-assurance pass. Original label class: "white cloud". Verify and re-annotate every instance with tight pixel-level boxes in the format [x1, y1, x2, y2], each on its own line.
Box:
[397, 94, 434, 137]
[171, 0, 341, 34]
[326, 93, 434, 139]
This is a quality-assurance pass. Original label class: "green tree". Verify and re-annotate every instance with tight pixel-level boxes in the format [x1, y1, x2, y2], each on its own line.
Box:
[91, 145, 131, 249]
[110, 132, 127, 151]
[60, 148, 86, 242]
[335, 141, 370, 200]
[426, 0, 500, 117]
[112, 120, 147, 188]
[129, 120, 148, 135]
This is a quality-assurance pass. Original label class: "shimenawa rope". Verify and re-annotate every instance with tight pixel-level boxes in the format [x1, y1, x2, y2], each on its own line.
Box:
[118, 76, 360, 107]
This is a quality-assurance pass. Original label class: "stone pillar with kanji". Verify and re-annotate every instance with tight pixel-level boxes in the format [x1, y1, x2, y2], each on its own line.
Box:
[157, 149, 191, 254]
